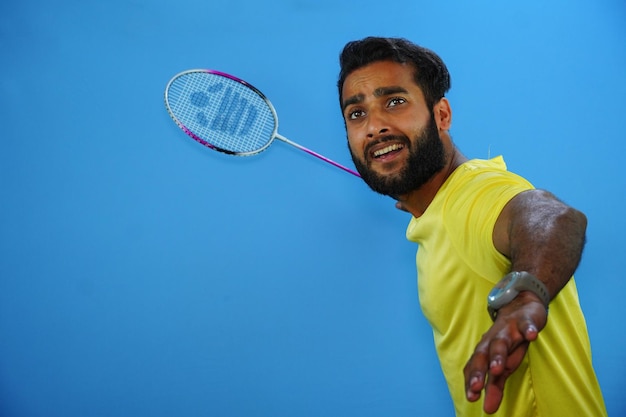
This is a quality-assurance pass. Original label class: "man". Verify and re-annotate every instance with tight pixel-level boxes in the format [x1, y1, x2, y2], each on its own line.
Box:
[337, 37, 606, 416]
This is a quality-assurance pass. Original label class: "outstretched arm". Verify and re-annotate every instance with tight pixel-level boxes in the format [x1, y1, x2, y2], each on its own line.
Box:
[464, 189, 587, 414]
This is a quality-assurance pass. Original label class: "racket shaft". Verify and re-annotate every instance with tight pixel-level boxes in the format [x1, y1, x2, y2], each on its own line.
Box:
[275, 134, 360, 177]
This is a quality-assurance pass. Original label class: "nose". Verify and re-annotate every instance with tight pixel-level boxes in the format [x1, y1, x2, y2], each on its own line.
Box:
[366, 108, 389, 138]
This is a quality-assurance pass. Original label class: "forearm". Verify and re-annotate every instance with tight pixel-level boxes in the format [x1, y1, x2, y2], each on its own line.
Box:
[506, 189, 587, 298]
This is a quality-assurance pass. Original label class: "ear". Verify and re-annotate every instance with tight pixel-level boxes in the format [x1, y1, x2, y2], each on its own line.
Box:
[433, 97, 452, 131]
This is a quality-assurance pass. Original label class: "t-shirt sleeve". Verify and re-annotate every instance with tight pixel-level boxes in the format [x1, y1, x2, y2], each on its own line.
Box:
[442, 167, 534, 282]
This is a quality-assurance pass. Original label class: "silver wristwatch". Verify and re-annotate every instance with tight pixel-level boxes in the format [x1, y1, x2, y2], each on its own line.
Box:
[487, 271, 550, 321]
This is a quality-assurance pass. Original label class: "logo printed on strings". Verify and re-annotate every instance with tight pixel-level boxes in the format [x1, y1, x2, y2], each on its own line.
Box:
[189, 83, 258, 136]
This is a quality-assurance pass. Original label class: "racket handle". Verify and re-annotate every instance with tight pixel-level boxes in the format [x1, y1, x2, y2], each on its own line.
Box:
[275, 134, 361, 177]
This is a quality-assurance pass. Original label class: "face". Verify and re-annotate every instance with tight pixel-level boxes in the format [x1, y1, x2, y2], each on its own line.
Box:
[341, 61, 447, 197]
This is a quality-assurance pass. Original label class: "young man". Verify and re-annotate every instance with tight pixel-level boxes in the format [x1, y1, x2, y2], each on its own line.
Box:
[338, 37, 606, 416]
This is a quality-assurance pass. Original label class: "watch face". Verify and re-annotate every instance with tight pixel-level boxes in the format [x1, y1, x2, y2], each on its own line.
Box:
[487, 273, 517, 305]
[494, 274, 517, 290]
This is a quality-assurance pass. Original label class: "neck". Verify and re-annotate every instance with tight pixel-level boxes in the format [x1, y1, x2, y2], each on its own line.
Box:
[396, 147, 468, 217]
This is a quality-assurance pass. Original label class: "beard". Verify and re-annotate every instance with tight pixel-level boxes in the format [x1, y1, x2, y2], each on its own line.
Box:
[349, 113, 446, 198]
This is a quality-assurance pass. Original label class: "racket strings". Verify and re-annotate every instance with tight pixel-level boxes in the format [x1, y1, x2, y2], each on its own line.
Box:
[167, 72, 276, 154]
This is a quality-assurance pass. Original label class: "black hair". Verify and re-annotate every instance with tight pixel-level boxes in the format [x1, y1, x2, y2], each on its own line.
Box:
[337, 37, 451, 110]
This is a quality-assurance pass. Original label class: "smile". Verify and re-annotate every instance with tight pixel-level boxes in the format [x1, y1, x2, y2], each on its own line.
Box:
[373, 143, 405, 158]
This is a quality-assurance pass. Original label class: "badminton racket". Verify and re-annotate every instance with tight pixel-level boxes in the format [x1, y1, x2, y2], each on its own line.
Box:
[164, 69, 360, 177]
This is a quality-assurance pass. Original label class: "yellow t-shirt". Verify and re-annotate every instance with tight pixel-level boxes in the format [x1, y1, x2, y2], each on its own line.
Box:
[406, 157, 606, 417]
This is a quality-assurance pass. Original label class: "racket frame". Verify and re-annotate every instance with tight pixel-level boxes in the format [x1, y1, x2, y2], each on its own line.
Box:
[164, 69, 360, 177]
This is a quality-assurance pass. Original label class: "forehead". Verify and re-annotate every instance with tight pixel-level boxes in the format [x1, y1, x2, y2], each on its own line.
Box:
[341, 61, 419, 99]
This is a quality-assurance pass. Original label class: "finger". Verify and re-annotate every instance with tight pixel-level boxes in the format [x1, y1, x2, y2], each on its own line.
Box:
[484, 342, 530, 414]
[464, 349, 489, 402]
[483, 372, 506, 414]
[487, 337, 509, 377]
[482, 339, 511, 413]
[521, 321, 539, 342]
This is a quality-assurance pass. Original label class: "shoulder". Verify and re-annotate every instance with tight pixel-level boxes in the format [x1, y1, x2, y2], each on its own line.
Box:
[441, 157, 534, 210]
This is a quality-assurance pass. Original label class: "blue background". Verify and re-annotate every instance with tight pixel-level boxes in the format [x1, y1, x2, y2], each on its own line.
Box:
[1, 1, 624, 416]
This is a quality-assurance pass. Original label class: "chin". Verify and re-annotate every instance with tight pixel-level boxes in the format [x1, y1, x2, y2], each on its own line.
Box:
[369, 156, 406, 172]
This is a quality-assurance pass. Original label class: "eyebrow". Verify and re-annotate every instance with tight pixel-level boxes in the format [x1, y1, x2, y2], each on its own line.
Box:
[341, 86, 409, 112]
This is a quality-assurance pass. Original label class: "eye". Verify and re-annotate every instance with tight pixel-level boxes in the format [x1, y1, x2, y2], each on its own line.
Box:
[347, 108, 365, 120]
[387, 97, 406, 107]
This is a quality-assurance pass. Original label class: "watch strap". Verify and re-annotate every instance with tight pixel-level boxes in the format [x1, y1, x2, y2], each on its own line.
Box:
[513, 271, 550, 307]
[488, 271, 550, 321]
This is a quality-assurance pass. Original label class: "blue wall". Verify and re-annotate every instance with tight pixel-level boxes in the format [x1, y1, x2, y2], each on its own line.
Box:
[1, 1, 624, 416]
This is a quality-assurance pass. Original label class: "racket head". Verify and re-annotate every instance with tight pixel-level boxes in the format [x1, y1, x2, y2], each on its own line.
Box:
[164, 70, 279, 156]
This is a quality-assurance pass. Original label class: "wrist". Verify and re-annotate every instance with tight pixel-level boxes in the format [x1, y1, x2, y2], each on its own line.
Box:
[495, 291, 549, 329]
[487, 271, 550, 321]
[501, 291, 548, 314]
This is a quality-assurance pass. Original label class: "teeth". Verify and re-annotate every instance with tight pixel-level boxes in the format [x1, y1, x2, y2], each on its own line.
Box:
[373, 143, 403, 157]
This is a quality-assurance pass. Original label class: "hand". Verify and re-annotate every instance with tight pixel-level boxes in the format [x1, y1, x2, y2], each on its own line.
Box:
[463, 292, 548, 414]
[395, 201, 409, 212]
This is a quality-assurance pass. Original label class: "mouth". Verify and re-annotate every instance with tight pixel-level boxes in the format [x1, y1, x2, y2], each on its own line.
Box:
[372, 143, 405, 158]
[368, 137, 408, 162]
